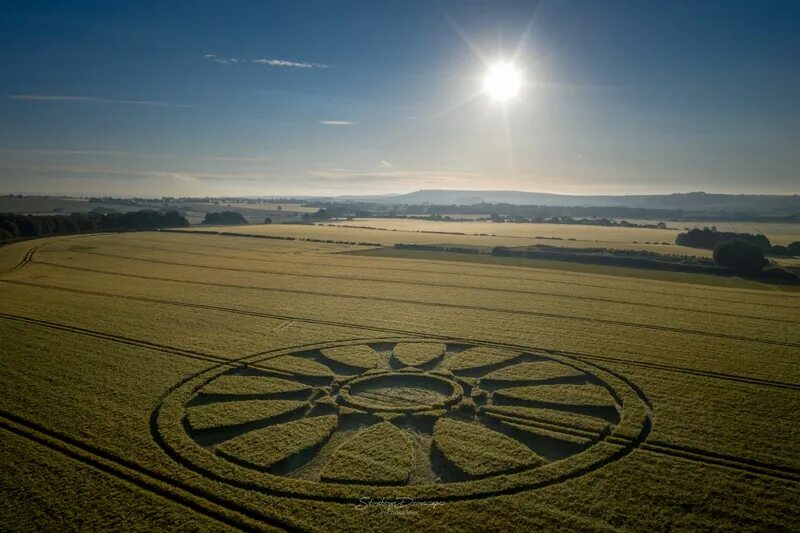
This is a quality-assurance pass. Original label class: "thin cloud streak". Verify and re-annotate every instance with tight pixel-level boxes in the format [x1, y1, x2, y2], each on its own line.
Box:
[0, 163, 269, 183]
[252, 59, 327, 68]
[319, 120, 355, 126]
[205, 54, 327, 68]
[0, 148, 270, 162]
[8, 94, 195, 108]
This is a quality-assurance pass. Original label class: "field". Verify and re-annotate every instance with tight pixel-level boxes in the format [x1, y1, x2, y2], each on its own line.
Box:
[1, 229, 799, 531]
[192, 218, 799, 265]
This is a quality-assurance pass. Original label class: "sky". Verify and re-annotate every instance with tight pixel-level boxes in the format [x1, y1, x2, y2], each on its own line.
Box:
[0, 0, 798, 197]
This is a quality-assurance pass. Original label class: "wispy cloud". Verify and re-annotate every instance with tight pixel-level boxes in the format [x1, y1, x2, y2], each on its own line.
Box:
[0, 148, 271, 162]
[252, 59, 326, 68]
[7, 94, 195, 108]
[204, 54, 242, 65]
[319, 120, 355, 126]
[0, 163, 270, 183]
[205, 54, 327, 68]
[380, 160, 394, 168]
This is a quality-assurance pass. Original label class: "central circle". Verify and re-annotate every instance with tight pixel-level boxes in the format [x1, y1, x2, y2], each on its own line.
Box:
[338, 372, 463, 412]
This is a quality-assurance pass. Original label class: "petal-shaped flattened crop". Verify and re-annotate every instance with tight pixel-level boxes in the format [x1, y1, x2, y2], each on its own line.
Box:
[186, 399, 308, 431]
[321, 422, 413, 484]
[217, 415, 338, 469]
[433, 418, 543, 478]
[444, 346, 520, 373]
[258, 356, 334, 379]
[392, 342, 446, 368]
[494, 384, 615, 408]
[482, 361, 584, 384]
[321, 344, 381, 370]
[201, 375, 312, 397]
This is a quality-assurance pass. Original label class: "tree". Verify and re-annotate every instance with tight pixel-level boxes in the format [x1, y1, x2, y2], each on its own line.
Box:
[202, 211, 247, 225]
[713, 241, 765, 274]
[312, 208, 330, 220]
[264, 217, 272, 224]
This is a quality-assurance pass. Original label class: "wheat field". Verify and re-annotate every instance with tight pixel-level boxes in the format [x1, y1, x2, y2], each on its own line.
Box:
[1, 230, 798, 531]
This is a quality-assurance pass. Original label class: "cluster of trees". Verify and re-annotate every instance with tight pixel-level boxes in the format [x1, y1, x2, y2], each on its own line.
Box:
[202, 211, 248, 225]
[0, 210, 188, 241]
[709, 241, 797, 279]
[675, 227, 772, 251]
[712, 241, 766, 274]
[88, 197, 143, 206]
[301, 209, 332, 221]
[770, 242, 800, 256]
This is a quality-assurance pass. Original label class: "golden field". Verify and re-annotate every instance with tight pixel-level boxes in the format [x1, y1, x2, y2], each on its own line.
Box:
[1, 229, 798, 531]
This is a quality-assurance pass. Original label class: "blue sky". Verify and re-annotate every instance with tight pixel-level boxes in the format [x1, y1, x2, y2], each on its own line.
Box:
[1, 0, 798, 196]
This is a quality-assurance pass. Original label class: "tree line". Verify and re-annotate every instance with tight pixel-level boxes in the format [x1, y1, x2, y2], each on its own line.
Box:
[675, 227, 800, 256]
[675, 227, 772, 251]
[0, 210, 188, 241]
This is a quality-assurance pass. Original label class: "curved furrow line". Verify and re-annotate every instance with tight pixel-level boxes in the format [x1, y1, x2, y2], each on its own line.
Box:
[0, 242, 40, 275]
[3, 279, 798, 391]
[0, 412, 300, 532]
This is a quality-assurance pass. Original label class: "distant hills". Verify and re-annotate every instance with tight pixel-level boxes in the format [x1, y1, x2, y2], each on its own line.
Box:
[329, 190, 800, 211]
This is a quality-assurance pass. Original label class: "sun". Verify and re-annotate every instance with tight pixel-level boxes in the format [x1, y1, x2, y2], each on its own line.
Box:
[483, 62, 522, 103]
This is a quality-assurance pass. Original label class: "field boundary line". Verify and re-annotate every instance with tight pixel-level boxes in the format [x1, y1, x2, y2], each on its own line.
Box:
[0, 411, 298, 532]
[47, 250, 800, 325]
[12, 266, 800, 350]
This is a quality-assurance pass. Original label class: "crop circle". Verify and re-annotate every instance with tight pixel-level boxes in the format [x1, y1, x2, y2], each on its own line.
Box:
[155, 337, 651, 501]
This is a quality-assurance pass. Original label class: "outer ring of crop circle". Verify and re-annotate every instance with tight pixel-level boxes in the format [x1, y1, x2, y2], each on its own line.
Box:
[154, 336, 652, 503]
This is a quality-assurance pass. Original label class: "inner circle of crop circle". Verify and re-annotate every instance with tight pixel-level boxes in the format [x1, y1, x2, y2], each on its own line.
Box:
[338, 371, 464, 412]
[154, 337, 651, 502]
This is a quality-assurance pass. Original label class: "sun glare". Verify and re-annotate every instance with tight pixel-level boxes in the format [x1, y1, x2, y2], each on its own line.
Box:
[483, 62, 522, 102]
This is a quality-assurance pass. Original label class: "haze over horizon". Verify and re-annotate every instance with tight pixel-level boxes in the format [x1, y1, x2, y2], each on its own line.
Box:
[2, 1, 798, 197]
